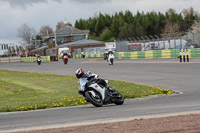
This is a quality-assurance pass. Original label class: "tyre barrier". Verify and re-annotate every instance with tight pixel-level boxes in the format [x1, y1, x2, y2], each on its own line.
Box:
[73, 48, 200, 60]
[21, 56, 50, 62]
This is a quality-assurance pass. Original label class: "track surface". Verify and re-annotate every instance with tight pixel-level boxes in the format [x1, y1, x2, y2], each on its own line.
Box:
[0, 58, 200, 132]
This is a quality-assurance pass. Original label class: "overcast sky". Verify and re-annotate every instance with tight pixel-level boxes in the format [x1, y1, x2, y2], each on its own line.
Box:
[0, 0, 200, 44]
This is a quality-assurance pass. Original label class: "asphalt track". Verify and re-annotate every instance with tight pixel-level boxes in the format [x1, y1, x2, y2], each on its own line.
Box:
[0, 58, 200, 132]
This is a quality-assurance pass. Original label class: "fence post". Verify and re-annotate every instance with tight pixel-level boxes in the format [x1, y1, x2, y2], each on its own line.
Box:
[180, 49, 182, 63]
[186, 49, 189, 62]
[183, 48, 186, 62]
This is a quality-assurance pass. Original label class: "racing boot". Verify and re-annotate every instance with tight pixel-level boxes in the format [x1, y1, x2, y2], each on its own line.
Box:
[106, 84, 119, 96]
[106, 84, 115, 92]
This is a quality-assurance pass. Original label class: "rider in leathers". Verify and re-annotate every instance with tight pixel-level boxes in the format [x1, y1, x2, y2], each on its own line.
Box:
[107, 51, 114, 65]
[75, 68, 114, 94]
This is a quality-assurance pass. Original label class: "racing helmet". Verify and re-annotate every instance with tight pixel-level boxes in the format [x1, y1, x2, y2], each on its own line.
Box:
[75, 68, 85, 79]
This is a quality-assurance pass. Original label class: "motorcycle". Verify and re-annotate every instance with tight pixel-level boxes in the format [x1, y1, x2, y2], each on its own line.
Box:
[63, 55, 68, 64]
[37, 56, 41, 65]
[108, 54, 114, 65]
[78, 78, 124, 107]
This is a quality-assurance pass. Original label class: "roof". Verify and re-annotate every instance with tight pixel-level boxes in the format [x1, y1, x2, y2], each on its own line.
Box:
[30, 45, 48, 52]
[55, 26, 89, 36]
[56, 39, 105, 48]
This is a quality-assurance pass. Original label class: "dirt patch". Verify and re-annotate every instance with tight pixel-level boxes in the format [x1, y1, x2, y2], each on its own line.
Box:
[15, 114, 200, 133]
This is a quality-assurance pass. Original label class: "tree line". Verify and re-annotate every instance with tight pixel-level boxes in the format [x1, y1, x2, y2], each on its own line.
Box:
[75, 8, 199, 41]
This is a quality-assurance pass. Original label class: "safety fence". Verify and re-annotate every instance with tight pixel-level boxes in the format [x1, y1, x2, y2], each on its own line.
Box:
[20, 56, 50, 62]
[74, 48, 200, 59]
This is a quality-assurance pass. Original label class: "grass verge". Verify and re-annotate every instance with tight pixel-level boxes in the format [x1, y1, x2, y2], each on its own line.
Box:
[0, 70, 174, 112]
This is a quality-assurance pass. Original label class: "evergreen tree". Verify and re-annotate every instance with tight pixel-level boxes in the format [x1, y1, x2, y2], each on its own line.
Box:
[100, 28, 114, 42]
[74, 9, 199, 41]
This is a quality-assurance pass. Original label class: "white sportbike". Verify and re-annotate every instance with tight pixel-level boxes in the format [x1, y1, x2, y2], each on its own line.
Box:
[108, 54, 114, 65]
[78, 78, 124, 107]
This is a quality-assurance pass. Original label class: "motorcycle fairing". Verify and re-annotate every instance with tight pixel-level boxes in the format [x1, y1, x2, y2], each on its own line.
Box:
[89, 83, 106, 100]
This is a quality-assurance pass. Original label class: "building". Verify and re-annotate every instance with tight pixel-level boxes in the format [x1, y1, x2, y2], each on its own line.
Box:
[57, 39, 105, 56]
[29, 25, 89, 57]
[47, 25, 89, 48]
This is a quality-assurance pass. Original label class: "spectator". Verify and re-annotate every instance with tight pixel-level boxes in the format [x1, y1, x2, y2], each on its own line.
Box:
[21, 52, 24, 57]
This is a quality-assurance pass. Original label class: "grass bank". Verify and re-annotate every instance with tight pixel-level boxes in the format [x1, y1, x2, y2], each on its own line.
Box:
[0, 70, 174, 112]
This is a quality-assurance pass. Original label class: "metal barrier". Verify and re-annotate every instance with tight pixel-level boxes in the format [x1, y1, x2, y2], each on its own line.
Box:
[115, 33, 200, 52]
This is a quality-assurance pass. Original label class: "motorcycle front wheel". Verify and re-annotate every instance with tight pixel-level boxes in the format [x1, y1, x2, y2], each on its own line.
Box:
[85, 91, 103, 107]
[110, 59, 113, 65]
[113, 93, 124, 105]
[37, 61, 41, 65]
[63, 60, 68, 64]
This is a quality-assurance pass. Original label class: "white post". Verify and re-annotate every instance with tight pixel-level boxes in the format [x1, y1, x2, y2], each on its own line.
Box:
[54, 31, 57, 47]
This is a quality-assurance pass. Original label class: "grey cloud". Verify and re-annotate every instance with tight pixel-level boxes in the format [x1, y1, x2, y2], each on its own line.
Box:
[1, 0, 62, 9]
[68, 0, 112, 4]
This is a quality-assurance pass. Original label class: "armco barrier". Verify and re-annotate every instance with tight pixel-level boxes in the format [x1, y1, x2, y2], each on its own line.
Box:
[73, 48, 200, 59]
[21, 56, 50, 62]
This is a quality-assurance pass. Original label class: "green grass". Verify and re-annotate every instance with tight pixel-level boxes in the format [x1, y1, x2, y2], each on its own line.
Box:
[0, 70, 174, 112]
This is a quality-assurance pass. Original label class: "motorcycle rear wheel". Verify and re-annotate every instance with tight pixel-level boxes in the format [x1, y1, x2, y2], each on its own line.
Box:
[85, 91, 103, 107]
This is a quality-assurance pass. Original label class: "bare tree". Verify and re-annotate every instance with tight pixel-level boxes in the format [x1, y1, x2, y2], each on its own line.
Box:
[56, 21, 72, 30]
[39, 25, 53, 36]
[17, 23, 36, 45]
[162, 21, 180, 36]
[167, 8, 176, 16]
[182, 7, 199, 17]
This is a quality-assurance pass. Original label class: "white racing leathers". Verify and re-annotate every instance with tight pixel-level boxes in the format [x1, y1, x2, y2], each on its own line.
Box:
[108, 54, 114, 65]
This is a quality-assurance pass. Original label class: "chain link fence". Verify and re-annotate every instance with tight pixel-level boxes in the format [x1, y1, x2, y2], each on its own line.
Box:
[116, 33, 200, 52]
[73, 47, 108, 55]
[73, 33, 200, 55]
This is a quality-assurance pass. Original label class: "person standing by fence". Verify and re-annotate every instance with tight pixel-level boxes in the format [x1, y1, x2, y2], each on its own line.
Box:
[21, 52, 24, 57]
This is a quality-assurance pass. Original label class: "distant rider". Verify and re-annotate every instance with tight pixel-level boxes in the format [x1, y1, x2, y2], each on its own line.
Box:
[37, 55, 41, 61]
[62, 52, 69, 59]
[37, 55, 42, 65]
[107, 51, 114, 65]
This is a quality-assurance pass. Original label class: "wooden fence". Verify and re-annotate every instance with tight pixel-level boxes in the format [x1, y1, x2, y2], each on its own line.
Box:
[0, 56, 21, 63]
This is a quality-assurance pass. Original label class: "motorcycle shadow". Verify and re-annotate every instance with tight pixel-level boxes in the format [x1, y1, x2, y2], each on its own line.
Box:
[85, 103, 125, 108]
